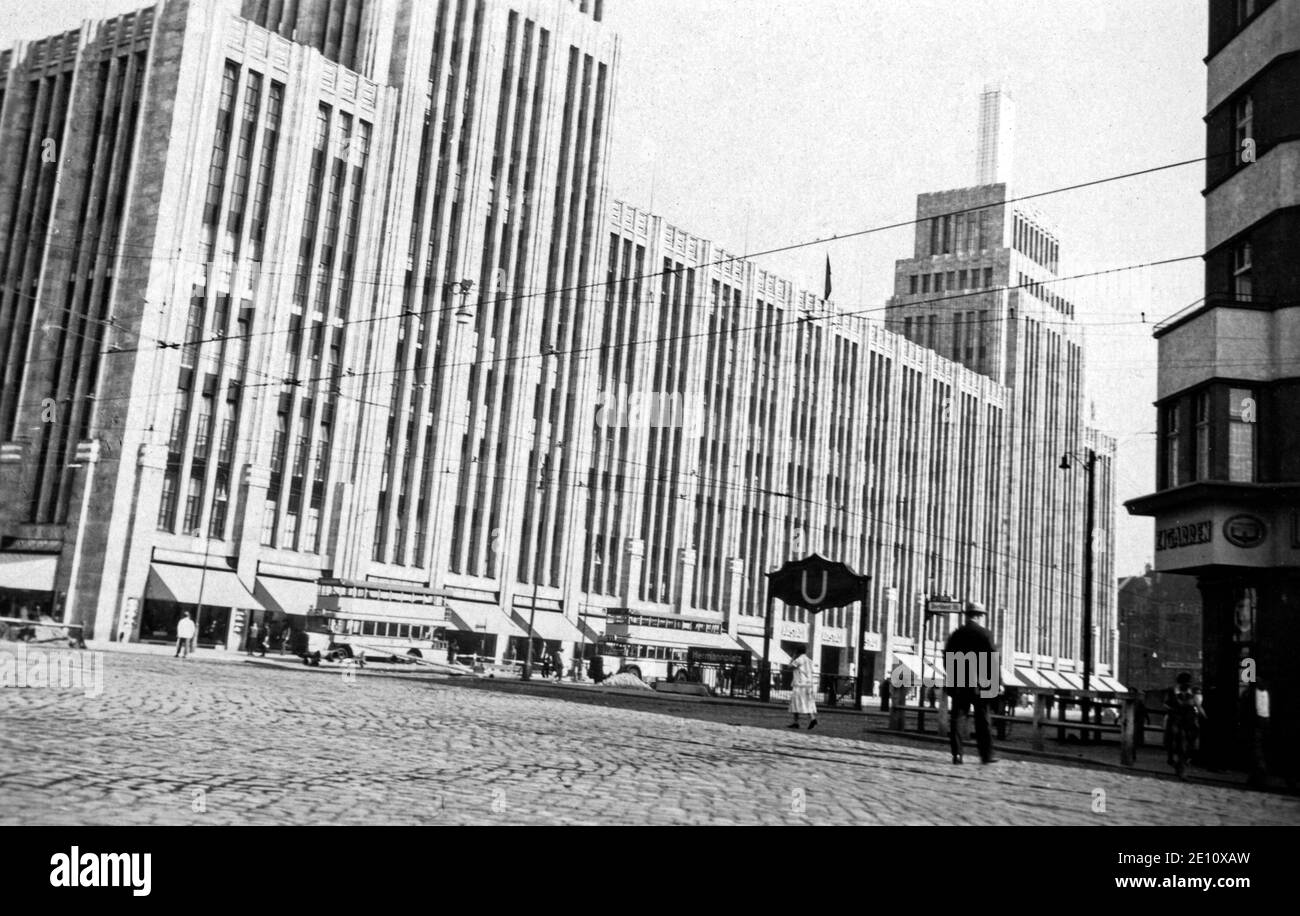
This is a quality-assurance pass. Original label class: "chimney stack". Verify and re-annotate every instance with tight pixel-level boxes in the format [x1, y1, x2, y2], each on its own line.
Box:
[975, 85, 1015, 186]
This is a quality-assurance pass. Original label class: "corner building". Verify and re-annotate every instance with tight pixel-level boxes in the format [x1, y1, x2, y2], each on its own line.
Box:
[0, 0, 617, 652]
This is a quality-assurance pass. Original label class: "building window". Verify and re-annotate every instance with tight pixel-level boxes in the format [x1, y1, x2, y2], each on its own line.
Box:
[1233, 93, 1253, 164]
[157, 471, 178, 531]
[1232, 239, 1252, 299]
[1235, 0, 1258, 28]
[1194, 391, 1211, 480]
[1164, 404, 1181, 488]
[909, 275, 918, 294]
[1228, 387, 1256, 482]
[983, 267, 993, 288]
[934, 272, 944, 293]
[921, 274, 930, 294]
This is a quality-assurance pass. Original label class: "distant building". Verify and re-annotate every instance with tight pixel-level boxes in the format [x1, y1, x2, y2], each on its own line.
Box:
[886, 89, 1118, 690]
[1126, 0, 1300, 773]
[1116, 565, 1202, 695]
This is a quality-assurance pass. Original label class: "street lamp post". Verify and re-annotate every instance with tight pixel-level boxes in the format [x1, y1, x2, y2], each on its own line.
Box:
[575, 607, 587, 682]
[192, 527, 210, 653]
[1060, 447, 1098, 738]
[523, 349, 559, 681]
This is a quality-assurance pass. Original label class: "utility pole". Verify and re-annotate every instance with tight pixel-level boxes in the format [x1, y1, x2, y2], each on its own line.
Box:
[1061, 447, 1098, 740]
[1082, 447, 1096, 694]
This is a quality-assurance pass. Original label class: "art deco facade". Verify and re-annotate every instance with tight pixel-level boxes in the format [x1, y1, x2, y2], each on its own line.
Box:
[886, 88, 1118, 687]
[0, 0, 617, 651]
[0, 1, 1116, 691]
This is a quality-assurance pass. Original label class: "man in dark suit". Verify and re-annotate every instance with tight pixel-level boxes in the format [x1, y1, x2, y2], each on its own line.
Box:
[944, 604, 998, 765]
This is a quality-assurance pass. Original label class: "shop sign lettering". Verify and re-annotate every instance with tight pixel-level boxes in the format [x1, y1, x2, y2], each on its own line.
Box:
[1155, 520, 1212, 551]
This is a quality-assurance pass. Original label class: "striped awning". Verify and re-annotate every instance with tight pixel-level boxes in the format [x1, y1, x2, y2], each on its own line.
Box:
[737, 635, 790, 667]
[446, 601, 527, 638]
[510, 609, 584, 644]
[1013, 667, 1057, 689]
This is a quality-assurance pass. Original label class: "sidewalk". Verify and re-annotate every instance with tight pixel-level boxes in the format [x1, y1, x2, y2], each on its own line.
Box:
[85, 638, 271, 663]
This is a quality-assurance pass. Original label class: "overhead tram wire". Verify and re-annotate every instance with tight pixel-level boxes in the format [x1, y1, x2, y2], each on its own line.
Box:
[15, 246, 1203, 422]
[14, 151, 1212, 367]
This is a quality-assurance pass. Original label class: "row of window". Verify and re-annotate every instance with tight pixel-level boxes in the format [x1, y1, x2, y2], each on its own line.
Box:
[907, 266, 996, 296]
[1012, 212, 1058, 272]
[1161, 385, 1257, 488]
[606, 612, 723, 634]
[1017, 272, 1075, 317]
[1209, 0, 1276, 58]
[329, 618, 441, 641]
[597, 640, 690, 662]
[899, 310, 992, 370]
[319, 582, 445, 605]
[927, 209, 991, 257]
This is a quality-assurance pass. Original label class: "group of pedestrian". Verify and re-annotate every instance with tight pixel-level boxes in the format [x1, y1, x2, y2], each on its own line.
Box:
[783, 606, 1000, 764]
[539, 646, 566, 680]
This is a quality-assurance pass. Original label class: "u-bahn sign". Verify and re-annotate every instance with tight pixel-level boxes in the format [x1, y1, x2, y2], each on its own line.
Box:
[765, 554, 870, 611]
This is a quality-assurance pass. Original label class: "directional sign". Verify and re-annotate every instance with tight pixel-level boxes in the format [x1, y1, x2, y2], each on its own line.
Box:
[927, 600, 963, 615]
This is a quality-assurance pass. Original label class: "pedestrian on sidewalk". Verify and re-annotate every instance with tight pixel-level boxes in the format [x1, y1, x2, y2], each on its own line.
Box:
[175, 612, 196, 659]
[550, 647, 564, 681]
[879, 677, 890, 712]
[943, 604, 996, 764]
[787, 644, 818, 730]
[1243, 677, 1271, 787]
[541, 647, 553, 678]
[246, 622, 260, 657]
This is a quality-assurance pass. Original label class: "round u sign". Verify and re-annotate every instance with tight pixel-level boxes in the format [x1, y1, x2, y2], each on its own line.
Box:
[1223, 515, 1267, 549]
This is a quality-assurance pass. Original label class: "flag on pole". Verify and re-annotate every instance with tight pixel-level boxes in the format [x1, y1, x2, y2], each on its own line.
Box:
[824, 253, 833, 301]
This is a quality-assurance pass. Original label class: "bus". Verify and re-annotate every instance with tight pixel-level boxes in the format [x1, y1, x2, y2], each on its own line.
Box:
[308, 578, 455, 664]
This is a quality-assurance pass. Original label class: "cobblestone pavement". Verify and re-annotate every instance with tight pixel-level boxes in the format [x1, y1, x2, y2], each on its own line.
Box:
[3, 651, 1299, 826]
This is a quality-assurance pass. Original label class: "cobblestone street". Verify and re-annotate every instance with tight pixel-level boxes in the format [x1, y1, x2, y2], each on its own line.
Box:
[3, 651, 1298, 826]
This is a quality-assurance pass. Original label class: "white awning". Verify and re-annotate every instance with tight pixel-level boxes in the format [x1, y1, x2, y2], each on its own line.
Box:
[146, 564, 262, 610]
[1057, 672, 1087, 690]
[254, 576, 319, 617]
[1013, 667, 1056, 689]
[737, 635, 789, 667]
[1038, 669, 1076, 690]
[1093, 674, 1130, 694]
[447, 601, 527, 638]
[510, 609, 584, 643]
[0, 553, 58, 591]
[891, 654, 947, 685]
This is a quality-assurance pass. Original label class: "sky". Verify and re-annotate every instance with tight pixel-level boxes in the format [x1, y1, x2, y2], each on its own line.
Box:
[0, 0, 1209, 577]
